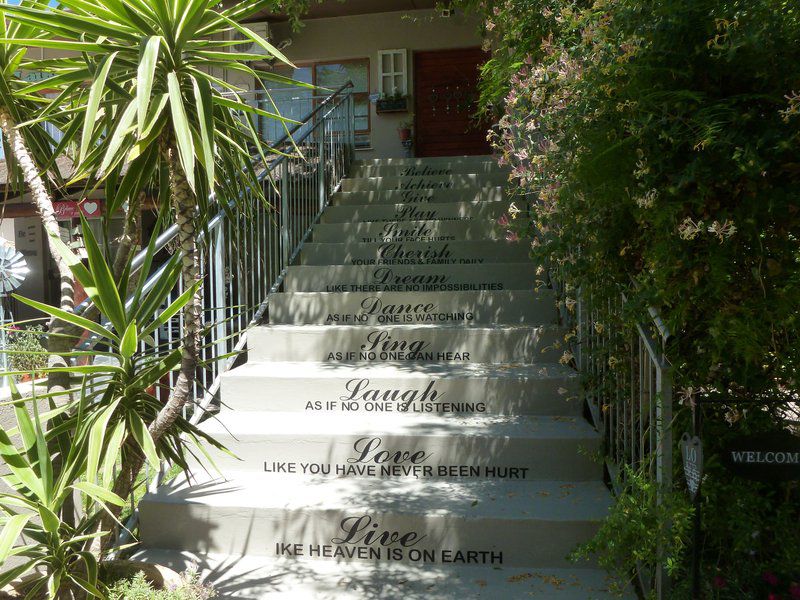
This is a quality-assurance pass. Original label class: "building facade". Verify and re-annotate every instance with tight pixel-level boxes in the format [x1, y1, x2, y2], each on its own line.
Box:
[246, 2, 491, 159]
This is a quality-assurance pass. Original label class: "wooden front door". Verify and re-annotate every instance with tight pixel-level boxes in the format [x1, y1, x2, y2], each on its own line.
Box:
[413, 47, 491, 158]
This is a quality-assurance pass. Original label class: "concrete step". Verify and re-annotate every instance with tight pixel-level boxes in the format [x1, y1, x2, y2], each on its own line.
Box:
[247, 324, 564, 364]
[220, 361, 580, 416]
[139, 473, 612, 568]
[313, 220, 509, 243]
[298, 240, 531, 267]
[131, 549, 632, 599]
[283, 264, 538, 293]
[332, 188, 507, 205]
[268, 290, 556, 326]
[196, 412, 601, 481]
[352, 162, 508, 178]
[341, 174, 508, 193]
[353, 155, 496, 167]
[320, 201, 510, 224]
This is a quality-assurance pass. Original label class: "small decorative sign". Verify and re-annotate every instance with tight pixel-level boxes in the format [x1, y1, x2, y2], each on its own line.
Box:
[53, 200, 104, 220]
[680, 433, 703, 499]
[723, 431, 800, 482]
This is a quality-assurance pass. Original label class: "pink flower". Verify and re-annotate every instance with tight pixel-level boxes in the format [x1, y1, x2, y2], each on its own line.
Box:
[767, 594, 782, 600]
[763, 572, 779, 587]
[506, 231, 520, 242]
[497, 214, 509, 227]
[712, 576, 727, 590]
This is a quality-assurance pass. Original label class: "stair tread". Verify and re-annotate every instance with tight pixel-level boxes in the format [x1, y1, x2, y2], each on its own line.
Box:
[325, 200, 504, 210]
[225, 360, 577, 380]
[353, 155, 496, 165]
[275, 289, 553, 298]
[255, 323, 559, 332]
[131, 549, 633, 599]
[201, 412, 597, 440]
[146, 472, 612, 521]
[302, 239, 517, 246]
[138, 155, 621, 589]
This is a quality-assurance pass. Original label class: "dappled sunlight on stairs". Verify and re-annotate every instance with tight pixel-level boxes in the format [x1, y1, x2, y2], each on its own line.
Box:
[134, 155, 633, 599]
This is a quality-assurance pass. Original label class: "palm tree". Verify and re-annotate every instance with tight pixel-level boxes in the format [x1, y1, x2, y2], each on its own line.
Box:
[0, 1, 81, 398]
[3, 0, 300, 534]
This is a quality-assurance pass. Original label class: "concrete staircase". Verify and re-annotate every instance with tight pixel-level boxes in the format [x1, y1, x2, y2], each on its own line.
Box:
[135, 156, 629, 599]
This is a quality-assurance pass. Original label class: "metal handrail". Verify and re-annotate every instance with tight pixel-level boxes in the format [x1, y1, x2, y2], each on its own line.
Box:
[73, 80, 354, 317]
[75, 82, 357, 550]
[570, 283, 674, 599]
[546, 243, 674, 598]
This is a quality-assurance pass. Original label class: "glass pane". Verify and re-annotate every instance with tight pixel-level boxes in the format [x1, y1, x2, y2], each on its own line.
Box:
[354, 97, 369, 118]
[264, 66, 312, 88]
[315, 61, 368, 94]
[355, 117, 369, 131]
[259, 67, 315, 143]
[394, 75, 404, 94]
[355, 133, 371, 148]
[382, 75, 393, 93]
[382, 53, 393, 73]
[393, 52, 404, 73]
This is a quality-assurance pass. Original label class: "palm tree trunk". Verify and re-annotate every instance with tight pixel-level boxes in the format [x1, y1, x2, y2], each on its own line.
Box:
[149, 144, 202, 442]
[0, 106, 79, 528]
[0, 106, 79, 383]
[98, 143, 201, 554]
[112, 191, 144, 281]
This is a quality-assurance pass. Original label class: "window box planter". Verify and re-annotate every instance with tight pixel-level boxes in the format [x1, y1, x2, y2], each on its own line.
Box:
[376, 97, 409, 113]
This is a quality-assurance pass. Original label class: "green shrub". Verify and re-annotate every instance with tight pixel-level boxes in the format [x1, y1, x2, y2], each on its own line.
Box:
[459, 0, 800, 596]
[107, 570, 216, 600]
[5, 324, 47, 374]
[572, 466, 693, 599]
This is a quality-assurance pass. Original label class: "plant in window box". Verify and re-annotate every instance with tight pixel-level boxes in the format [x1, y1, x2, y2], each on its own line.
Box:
[377, 91, 409, 113]
[397, 116, 414, 142]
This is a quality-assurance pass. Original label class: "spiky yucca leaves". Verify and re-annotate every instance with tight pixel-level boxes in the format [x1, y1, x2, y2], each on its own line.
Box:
[1, 0, 300, 542]
[6, 217, 230, 560]
[0, 0, 84, 416]
[0, 381, 115, 600]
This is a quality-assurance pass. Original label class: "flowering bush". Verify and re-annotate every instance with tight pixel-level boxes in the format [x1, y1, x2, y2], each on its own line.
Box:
[461, 0, 800, 596]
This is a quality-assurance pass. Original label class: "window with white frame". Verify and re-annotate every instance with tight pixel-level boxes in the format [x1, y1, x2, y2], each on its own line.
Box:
[378, 49, 407, 96]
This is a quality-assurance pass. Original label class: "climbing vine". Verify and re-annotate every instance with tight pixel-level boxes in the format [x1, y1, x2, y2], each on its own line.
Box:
[456, 0, 800, 597]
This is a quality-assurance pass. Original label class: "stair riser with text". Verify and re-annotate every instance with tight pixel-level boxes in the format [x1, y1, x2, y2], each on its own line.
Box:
[137, 155, 627, 600]
[269, 290, 557, 326]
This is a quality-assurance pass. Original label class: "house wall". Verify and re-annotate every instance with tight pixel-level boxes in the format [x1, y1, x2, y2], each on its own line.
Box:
[268, 9, 483, 160]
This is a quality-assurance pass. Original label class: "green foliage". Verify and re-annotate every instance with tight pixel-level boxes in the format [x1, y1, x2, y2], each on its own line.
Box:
[5, 325, 47, 375]
[3, 0, 304, 223]
[9, 222, 227, 490]
[572, 466, 693, 598]
[107, 570, 216, 600]
[0, 382, 119, 599]
[0, 225, 228, 595]
[672, 407, 800, 599]
[463, 0, 800, 595]
[0, 0, 71, 194]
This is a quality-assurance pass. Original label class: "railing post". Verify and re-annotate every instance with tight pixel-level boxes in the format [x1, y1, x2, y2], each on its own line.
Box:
[347, 94, 355, 161]
[655, 358, 673, 599]
[280, 159, 290, 269]
[318, 117, 326, 212]
[212, 221, 227, 396]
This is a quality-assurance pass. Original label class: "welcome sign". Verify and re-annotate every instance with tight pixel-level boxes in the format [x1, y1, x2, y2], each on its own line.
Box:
[723, 431, 800, 482]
